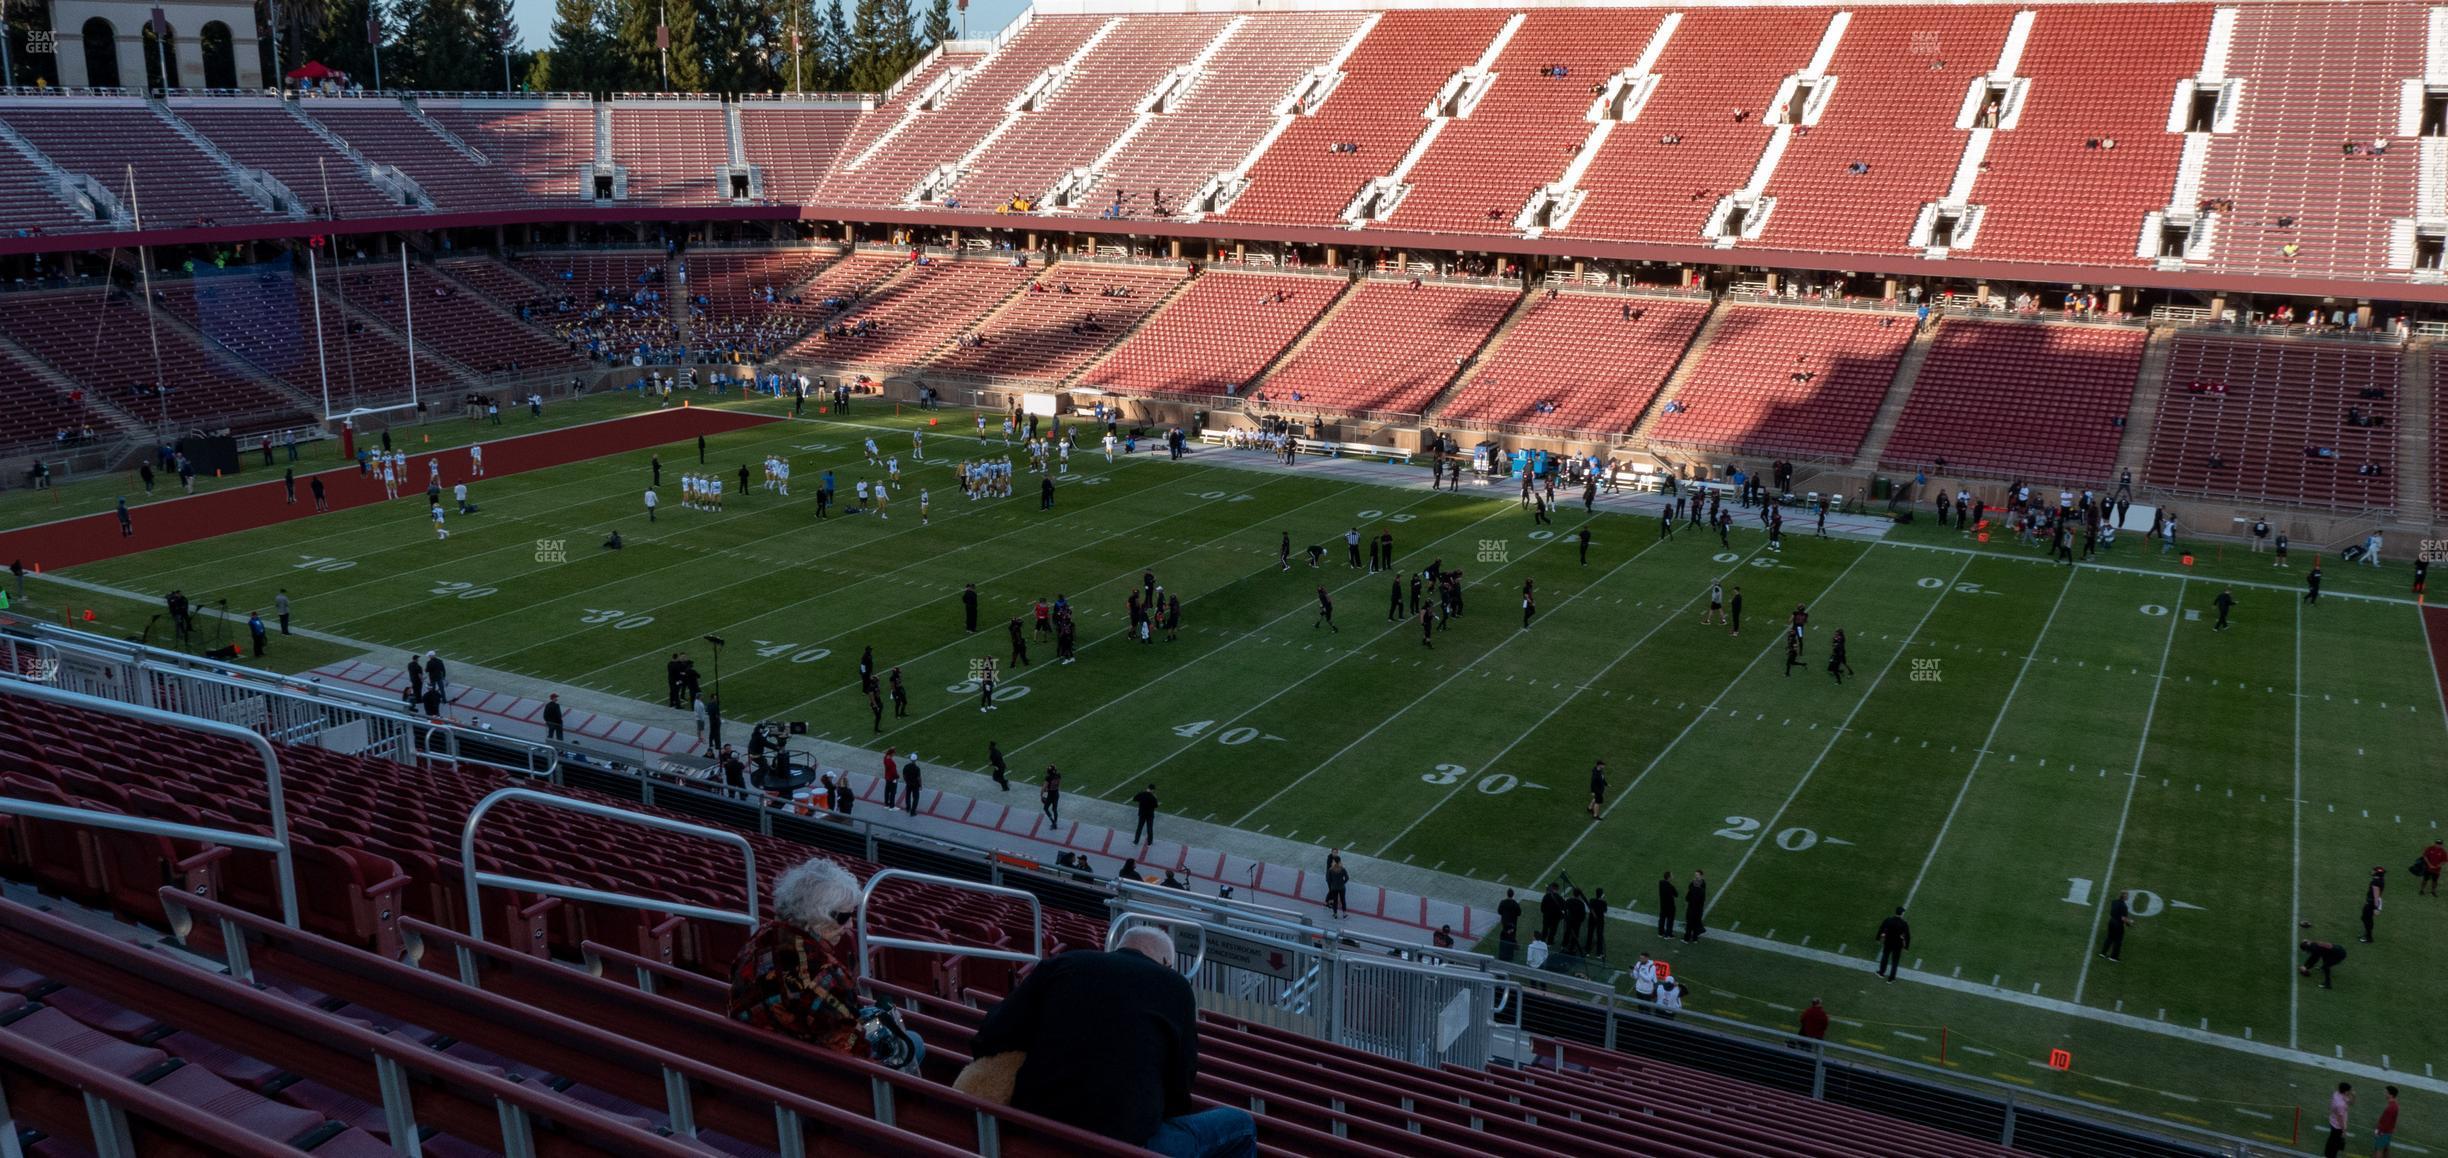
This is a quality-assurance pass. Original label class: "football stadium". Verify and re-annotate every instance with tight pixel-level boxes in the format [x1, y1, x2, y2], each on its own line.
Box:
[0, 0, 2440, 1152]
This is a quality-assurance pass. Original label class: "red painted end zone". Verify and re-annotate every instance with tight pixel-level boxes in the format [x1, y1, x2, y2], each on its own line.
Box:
[0, 408, 778, 573]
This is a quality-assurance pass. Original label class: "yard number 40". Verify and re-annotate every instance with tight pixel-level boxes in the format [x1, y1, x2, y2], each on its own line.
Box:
[2062, 877, 2165, 917]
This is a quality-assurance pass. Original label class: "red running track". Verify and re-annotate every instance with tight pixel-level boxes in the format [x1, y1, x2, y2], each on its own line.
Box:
[0, 408, 778, 573]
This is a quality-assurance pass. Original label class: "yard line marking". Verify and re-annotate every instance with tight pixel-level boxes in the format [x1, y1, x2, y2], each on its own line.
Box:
[1530, 546, 1879, 887]
[1084, 498, 1572, 805]
[1347, 539, 1757, 851]
[221, 427, 838, 622]
[127, 415, 832, 594]
[2291, 596, 2305, 1049]
[1714, 554, 1973, 908]
[739, 474, 1341, 709]
[785, 485, 1458, 739]
[2072, 576, 2187, 1005]
[975, 494, 1518, 775]
[402, 440, 1166, 652]
[1904, 567, 2077, 908]
[547, 462, 1273, 686]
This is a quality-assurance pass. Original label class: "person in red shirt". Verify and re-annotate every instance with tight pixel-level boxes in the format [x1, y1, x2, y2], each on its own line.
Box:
[1797, 999, 1830, 1042]
[2374, 1086, 2399, 1158]
[2419, 840, 2445, 897]
[881, 748, 900, 810]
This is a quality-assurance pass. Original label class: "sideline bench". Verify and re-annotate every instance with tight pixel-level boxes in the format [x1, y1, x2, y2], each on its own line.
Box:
[1297, 438, 1412, 464]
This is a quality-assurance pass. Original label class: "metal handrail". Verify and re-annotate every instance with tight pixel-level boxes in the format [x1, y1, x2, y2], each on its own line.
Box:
[1105, 912, 1210, 979]
[855, 869, 1044, 979]
[0, 1023, 305, 1154]
[457, 787, 757, 984]
[6, 615, 554, 773]
[0, 679, 297, 926]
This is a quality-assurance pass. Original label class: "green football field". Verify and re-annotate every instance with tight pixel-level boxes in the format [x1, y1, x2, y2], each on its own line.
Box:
[34, 396, 2448, 1150]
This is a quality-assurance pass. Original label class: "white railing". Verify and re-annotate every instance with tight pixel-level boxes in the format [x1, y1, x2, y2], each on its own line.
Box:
[410, 89, 588, 102]
[739, 91, 878, 104]
[455, 786, 758, 985]
[855, 869, 1045, 978]
[1108, 884, 1505, 1069]
[0, 679, 299, 926]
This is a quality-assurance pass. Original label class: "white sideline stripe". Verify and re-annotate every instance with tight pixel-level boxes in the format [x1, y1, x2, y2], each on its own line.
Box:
[1362, 539, 1768, 855]
[1683, 922, 2448, 1100]
[1530, 546, 1879, 887]
[1714, 554, 1972, 908]
[1904, 567, 2079, 908]
[2290, 597, 2305, 1048]
[2072, 576, 2187, 1005]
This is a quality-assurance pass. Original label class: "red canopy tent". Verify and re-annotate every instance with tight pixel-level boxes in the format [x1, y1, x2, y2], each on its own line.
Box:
[284, 61, 339, 81]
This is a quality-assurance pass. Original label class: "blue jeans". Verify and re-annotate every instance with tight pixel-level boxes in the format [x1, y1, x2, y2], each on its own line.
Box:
[1146, 1108, 1256, 1158]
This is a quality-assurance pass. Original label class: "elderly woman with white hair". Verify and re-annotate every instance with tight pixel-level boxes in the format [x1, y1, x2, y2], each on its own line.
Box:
[727, 857, 869, 1054]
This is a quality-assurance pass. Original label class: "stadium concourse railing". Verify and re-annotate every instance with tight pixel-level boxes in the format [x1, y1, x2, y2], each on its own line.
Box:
[0, 641, 2289, 1158]
[559, 759, 2293, 1158]
[1105, 880, 1512, 1072]
[0, 678, 302, 926]
[0, 614, 559, 775]
[161, 889, 1089, 1157]
[0, 894, 721, 1156]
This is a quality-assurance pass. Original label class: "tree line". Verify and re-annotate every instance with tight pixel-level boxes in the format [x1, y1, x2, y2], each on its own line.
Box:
[254, 0, 953, 96]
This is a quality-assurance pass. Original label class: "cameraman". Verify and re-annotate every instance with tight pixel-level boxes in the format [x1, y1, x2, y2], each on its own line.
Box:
[968, 928, 1255, 1157]
[727, 858, 878, 1058]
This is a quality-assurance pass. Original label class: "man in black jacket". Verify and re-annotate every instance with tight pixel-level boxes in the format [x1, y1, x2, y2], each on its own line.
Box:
[970, 930, 1254, 1156]
[1683, 870, 1707, 943]
[1495, 888, 1522, 961]
[1875, 906, 1912, 981]
[1538, 883, 1565, 945]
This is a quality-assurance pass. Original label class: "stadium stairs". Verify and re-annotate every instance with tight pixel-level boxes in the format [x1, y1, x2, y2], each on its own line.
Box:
[1846, 323, 1939, 470]
[1418, 286, 1539, 421]
[0, 334, 150, 457]
[1233, 270, 1362, 389]
[1049, 267, 1203, 388]
[2397, 343, 2433, 517]
[2111, 328, 2177, 483]
[1624, 299, 1731, 445]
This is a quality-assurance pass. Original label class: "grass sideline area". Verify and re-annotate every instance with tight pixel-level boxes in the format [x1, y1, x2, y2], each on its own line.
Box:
[40, 393, 2448, 1151]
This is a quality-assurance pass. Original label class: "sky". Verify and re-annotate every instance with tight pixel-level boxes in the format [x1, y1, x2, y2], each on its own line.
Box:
[506, 0, 1035, 58]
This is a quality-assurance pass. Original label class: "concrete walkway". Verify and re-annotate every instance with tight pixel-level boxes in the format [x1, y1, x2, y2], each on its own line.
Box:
[305, 653, 1487, 946]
